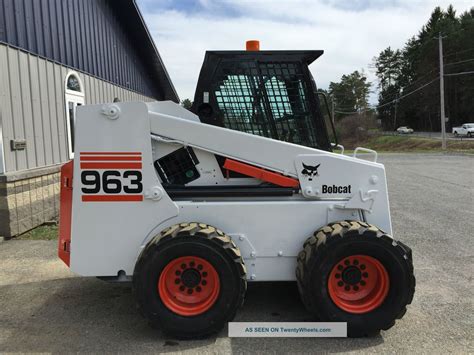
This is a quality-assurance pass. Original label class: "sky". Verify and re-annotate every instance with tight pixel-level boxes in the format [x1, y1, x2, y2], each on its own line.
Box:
[136, 0, 473, 103]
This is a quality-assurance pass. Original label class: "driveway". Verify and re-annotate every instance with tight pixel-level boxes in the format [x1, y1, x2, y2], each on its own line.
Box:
[0, 154, 473, 353]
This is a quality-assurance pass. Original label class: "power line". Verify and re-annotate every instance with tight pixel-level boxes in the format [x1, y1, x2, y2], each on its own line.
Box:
[333, 76, 439, 115]
[336, 69, 472, 115]
[374, 68, 438, 104]
[368, 69, 473, 112]
[372, 59, 474, 108]
[334, 67, 472, 115]
[405, 68, 438, 86]
[373, 58, 474, 103]
[373, 51, 474, 102]
[376, 76, 439, 109]
[444, 70, 474, 77]
[335, 57, 474, 115]
[444, 58, 474, 67]
[443, 46, 474, 59]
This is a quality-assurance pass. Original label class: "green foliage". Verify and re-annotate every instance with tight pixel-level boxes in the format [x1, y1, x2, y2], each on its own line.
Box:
[329, 70, 371, 118]
[374, 5, 474, 131]
[180, 98, 193, 110]
[375, 47, 404, 89]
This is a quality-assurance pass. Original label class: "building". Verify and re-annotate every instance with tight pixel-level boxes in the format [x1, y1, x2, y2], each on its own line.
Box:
[0, 0, 178, 238]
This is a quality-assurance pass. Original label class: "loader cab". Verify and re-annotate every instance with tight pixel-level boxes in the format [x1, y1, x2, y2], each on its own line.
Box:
[191, 49, 333, 151]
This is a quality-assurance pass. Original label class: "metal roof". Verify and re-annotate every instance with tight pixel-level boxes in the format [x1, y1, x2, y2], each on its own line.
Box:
[112, 0, 179, 102]
[0, 0, 179, 102]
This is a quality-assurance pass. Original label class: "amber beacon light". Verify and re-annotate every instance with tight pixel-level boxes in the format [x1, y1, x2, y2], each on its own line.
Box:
[246, 40, 260, 51]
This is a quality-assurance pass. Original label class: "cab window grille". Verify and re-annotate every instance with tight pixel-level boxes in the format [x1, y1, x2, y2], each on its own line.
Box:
[213, 61, 319, 148]
[155, 147, 200, 185]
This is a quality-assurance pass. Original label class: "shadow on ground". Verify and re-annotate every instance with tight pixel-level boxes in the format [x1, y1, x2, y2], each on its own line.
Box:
[0, 278, 383, 353]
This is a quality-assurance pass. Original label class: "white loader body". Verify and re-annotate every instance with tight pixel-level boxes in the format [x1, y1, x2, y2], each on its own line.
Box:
[61, 101, 392, 281]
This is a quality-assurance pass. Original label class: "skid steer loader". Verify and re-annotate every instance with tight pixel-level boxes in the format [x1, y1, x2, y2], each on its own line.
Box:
[58, 41, 415, 339]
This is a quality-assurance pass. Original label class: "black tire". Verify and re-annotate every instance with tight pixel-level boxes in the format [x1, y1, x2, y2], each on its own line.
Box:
[133, 222, 247, 339]
[454, 132, 458, 137]
[296, 221, 415, 337]
[468, 132, 472, 138]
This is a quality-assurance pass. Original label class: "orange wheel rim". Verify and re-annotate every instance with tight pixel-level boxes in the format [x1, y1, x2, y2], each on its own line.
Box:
[328, 255, 389, 314]
[158, 256, 220, 316]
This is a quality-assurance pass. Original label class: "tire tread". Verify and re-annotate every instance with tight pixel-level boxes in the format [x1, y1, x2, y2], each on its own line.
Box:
[296, 220, 415, 337]
[133, 222, 247, 339]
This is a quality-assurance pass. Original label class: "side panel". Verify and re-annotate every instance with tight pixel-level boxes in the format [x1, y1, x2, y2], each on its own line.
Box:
[295, 155, 392, 234]
[70, 102, 179, 276]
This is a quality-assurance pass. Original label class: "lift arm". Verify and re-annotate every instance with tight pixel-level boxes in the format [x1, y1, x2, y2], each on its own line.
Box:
[147, 103, 379, 178]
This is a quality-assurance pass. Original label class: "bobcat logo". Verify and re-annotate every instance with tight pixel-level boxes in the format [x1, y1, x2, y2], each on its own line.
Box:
[301, 163, 320, 181]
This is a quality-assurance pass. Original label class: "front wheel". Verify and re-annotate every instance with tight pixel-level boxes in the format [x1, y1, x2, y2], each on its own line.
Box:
[296, 221, 415, 337]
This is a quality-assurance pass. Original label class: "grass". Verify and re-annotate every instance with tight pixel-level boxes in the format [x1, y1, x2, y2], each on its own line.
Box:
[17, 224, 58, 240]
[369, 135, 474, 152]
[341, 135, 474, 154]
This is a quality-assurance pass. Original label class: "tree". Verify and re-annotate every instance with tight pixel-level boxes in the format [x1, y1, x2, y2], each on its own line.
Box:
[329, 70, 371, 118]
[374, 5, 474, 131]
[374, 47, 404, 90]
[373, 47, 405, 129]
[180, 99, 193, 110]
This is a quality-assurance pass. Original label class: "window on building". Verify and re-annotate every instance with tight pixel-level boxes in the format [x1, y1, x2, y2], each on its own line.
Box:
[65, 71, 85, 158]
[67, 75, 81, 92]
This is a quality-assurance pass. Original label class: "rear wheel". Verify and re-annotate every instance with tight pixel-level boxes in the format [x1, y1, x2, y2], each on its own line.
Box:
[296, 221, 415, 337]
[133, 222, 246, 339]
[158, 255, 221, 316]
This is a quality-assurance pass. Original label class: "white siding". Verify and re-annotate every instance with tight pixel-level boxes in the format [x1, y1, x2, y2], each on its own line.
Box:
[0, 45, 153, 173]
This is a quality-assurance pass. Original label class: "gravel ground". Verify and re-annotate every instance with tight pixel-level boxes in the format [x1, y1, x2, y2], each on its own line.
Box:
[0, 154, 472, 353]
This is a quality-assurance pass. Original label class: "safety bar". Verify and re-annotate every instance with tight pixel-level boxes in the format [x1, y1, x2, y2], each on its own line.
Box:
[331, 143, 345, 154]
[353, 147, 378, 162]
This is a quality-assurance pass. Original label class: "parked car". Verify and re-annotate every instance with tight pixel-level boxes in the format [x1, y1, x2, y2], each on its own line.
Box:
[397, 126, 414, 134]
[452, 123, 474, 137]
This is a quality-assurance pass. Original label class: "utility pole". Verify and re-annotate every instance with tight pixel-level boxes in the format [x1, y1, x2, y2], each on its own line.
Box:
[394, 96, 398, 129]
[331, 96, 335, 124]
[438, 33, 447, 150]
